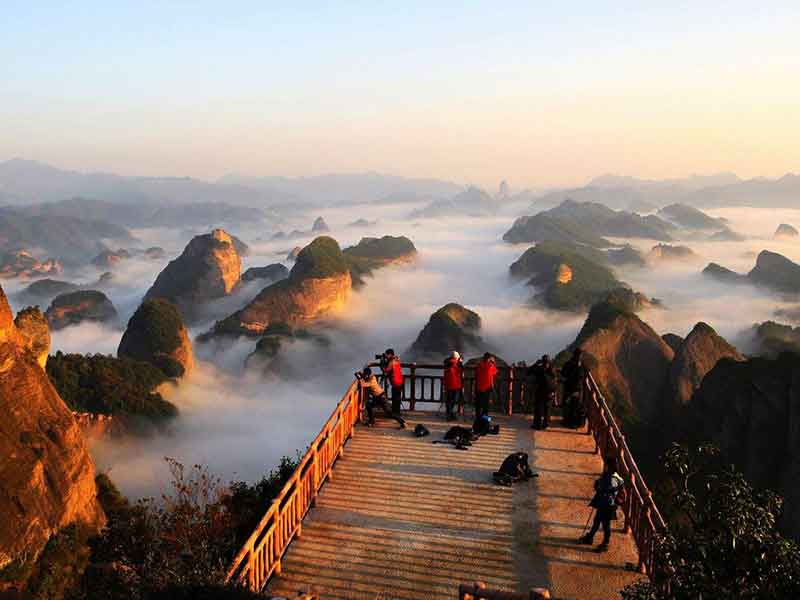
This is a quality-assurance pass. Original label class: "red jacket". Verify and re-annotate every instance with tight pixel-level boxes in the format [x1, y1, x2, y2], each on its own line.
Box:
[386, 357, 404, 387]
[443, 358, 464, 391]
[475, 359, 497, 393]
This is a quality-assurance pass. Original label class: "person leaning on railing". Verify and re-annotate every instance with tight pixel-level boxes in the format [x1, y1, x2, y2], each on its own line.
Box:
[382, 348, 405, 418]
[443, 351, 465, 421]
[356, 367, 406, 429]
[561, 347, 588, 429]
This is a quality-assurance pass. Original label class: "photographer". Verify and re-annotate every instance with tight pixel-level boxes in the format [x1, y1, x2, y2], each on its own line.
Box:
[561, 347, 588, 429]
[382, 348, 405, 419]
[443, 351, 464, 421]
[355, 367, 406, 428]
[474, 352, 497, 418]
[529, 354, 557, 430]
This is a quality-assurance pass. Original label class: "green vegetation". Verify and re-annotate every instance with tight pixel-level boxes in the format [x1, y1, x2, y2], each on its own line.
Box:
[511, 242, 623, 311]
[622, 444, 800, 599]
[49, 289, 109, 308]
[503, 213, 613, 247]
[78, 457, 299, 599]
[753, 321, 800, 356]
[289, 236, 348, 281]
[118, 299, 188, 377]
[343, 235, 416, 260]
[46, 352, 176, 423]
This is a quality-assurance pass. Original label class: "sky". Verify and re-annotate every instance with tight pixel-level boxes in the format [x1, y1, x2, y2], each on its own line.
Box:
[2, 1, 799, 188]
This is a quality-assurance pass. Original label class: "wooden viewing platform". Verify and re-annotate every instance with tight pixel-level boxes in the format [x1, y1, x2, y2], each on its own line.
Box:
[227, 364, 664, 599]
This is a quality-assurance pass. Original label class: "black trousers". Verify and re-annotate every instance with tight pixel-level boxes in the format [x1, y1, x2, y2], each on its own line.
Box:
[475, 390, 490, 418]
[390, 385, 403, 415]
[367, 393, 405, 426]
[533, 392, 553, 428]
[587, 508, 613, 544]
[445, 389, 463, 417]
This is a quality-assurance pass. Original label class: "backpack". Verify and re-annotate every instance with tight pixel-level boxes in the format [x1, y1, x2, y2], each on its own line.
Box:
[439, 426, 474, 450]
[414, 424, 430, 437]
[473, 415, 493, 436]
[591, 473, 625, 508]
[493, 452, 536, 485]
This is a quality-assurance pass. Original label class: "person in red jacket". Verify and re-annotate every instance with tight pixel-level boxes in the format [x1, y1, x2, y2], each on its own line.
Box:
[474, 352, 497, 418]
[383, 348, 405, 419]
[443, 351, 465, 421]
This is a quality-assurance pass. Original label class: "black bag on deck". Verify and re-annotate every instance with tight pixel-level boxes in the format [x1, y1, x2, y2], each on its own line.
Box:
[414, 424, 430, 437]
[492, 452, 536, 486]
[440, 425, 474, 449]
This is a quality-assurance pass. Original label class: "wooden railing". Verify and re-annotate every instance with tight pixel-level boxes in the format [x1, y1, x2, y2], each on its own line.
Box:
[225, 359, 666, 591]
[583, 372, 667, 575]
[225, 380, 362, 591]
[368, 361, 524, 414]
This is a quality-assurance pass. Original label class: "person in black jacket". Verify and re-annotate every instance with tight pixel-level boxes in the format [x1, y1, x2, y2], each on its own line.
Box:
[529, 354, 557, 430]
[561, 347, 588, 429]
[579, 457, 626, 552]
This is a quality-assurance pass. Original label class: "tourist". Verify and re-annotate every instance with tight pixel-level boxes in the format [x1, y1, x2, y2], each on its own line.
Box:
[474, 352, 497, 418]
[383, 348, 405, 418]
[443, 351, 465, 420]
[561, 348, 588, 429]
[579, 456, 626, 552]
[529, 354, 557, 430]
[356, 367, 406, 428]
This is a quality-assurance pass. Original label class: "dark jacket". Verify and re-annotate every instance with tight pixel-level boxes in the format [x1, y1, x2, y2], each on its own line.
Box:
[561, 357, 587, 396]
[529, 361, 557, 395]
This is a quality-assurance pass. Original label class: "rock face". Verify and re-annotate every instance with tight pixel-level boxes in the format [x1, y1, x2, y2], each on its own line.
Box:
[647, 243, 697, 263]
[748, 250, 800, 293]
[14, 307, 51, 368]
[662, 333, 684, 354]
[19, 278, 79, 303]
[91, 248, 130, 268]
[144, 229, 241, 322]
[144, 246, 166, 260]
[118, 299, 193, 378]
[702, 262, 747, 284]
[408, 303, 483, 359]
[343, 236, 417, 287]
[751, 321, 800, 356]
[657, 203, 728, 230]
[563, 301, 675, 420]
[691, 354, 800, 538]
[211, 237, 351, 337]
[775, 224, 799, 240]
[0, 250, 62, 279]
[0, 284, 105, 573]
[45, 290, 118, 330]
[241, 263, 290, 283]
[502, 213, 612, 247]
[510, 241, 625, 311]
[312, 217, 330, 232]
[666, 322, 744, 407]
[286, 246, 302, 261]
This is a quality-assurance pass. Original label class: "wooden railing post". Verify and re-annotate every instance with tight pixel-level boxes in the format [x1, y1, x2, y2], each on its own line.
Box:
[409, 363, 417, 411]
[507, 368, 514, 416]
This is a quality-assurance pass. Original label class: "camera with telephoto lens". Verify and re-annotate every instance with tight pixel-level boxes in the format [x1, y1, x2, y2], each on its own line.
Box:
[375, 352, 390, 371]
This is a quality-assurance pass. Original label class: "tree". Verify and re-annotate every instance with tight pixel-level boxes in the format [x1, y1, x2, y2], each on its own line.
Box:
[622, 443, 800, 599]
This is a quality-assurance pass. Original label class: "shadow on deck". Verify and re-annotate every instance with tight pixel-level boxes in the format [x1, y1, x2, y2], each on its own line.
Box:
[266, 412, 643, 600]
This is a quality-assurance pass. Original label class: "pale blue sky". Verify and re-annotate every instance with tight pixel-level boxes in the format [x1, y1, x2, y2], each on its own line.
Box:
[2, 2, 799, 186]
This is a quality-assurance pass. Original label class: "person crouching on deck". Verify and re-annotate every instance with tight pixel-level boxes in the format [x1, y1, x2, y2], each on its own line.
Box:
[356, 367, 406, 428]
[474, 353, 497, 418]
[579, 456, 626, 553]
[443, 351, 465, 421]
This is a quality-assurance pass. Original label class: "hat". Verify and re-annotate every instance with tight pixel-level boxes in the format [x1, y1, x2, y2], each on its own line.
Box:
[451, 351, 461, 360]
[362, 367, 372, 376]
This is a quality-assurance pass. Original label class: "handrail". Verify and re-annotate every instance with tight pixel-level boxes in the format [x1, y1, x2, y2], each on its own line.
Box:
[225, 380, 362, 591]
[368, 361, 525, 415]
[225, 359, 667, 591]
[583, 371, 667, 575]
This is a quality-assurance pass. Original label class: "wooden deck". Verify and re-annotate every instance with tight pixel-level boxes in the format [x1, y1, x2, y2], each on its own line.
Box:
[266, 412, 643, 599]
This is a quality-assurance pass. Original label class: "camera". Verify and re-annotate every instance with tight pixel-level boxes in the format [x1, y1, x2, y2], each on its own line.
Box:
[375, 352, 390, 370]
[354, 371, 363, 380]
